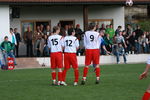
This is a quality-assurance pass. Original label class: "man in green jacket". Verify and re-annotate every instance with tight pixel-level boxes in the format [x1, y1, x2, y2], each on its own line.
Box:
[0, 36, 17, 65]
[105, 24, 115, 39]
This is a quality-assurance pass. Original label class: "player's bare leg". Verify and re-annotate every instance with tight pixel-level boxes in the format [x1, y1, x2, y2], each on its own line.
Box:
[81, 66, 89, 85]
[142, 86, 150, 100]
[57, 68, 62, 86]
[74, 68, 79, 86]
[51, 69, 57, 85]
[95, 64, 100, 84]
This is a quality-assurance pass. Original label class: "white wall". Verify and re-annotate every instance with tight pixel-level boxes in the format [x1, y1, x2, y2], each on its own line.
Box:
[37, 54, 150, 67]
[10, 5, 125, 34]
[10, 6, 84, 34]
[89, 6, 125, 30]
[0, 5, 10, 43]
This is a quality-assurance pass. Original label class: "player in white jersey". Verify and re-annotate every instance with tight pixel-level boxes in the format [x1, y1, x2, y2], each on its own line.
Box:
[61, 28, 79, 86]
[81, 23, 108, 85]
[139, 57, 150, 100]
[48, 26, 63, 85]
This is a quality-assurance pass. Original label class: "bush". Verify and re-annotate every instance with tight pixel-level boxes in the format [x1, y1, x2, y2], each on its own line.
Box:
[138, 20, 150, 32]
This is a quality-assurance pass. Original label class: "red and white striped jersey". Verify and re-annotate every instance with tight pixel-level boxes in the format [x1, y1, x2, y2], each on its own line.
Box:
[84, 31, 100, 49]
[48, 34, 63, 53]
[62, 36, 79, 53]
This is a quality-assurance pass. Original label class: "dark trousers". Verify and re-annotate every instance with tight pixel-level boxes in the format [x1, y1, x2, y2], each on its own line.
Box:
[15, 43, 19, 57]
[27, 40, 33, 57]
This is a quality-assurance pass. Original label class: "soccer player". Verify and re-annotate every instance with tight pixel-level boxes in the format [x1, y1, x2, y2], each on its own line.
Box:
[61, 28, 79, 86]
[139, 57, 150, 100]
[81, 23, 109, 85]
[48, 26, 63, 85]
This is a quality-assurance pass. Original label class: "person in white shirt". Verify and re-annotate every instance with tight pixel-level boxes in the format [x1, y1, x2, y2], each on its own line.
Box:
[48, 26, 63, 85]
[61, 28, 79, 86]
[81, 23, 102, 85]
[7, 28, 17, 65]
[139, 57, 150, 100]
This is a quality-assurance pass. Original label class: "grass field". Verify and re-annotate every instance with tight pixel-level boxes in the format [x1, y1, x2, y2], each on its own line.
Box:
[0, 63, 149, 100]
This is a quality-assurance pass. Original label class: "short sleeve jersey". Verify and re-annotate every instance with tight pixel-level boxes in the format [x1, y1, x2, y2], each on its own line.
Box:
[48, 34, 63, 53]
[84, 31, 100, 49]
[62, 36, 79, 53]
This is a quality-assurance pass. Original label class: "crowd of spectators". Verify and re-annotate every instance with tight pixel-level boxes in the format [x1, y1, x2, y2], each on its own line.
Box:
[1, 23, 150, 59]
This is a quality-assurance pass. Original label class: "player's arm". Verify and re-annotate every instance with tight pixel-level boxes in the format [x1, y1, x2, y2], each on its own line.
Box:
[61, 37, 65, 50]
[139, 64, 150, 80]
[47, 37, 51, 49]
[83, 34, 86, 48]
[75, 39, 79, 50]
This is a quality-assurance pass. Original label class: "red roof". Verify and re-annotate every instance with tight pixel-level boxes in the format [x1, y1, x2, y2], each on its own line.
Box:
[0, 0, 149, 4]
[0, 0, 149, 2]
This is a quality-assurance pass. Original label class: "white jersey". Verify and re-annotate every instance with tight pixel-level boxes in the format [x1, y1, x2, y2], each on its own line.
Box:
[84, 31, 100, 49]
[63, 36, 79, 53]
[147, 57, 150, 64]
[48, 34, 63, 53]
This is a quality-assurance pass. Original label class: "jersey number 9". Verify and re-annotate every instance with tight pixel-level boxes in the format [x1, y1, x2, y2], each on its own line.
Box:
[90, 35, 94, 42]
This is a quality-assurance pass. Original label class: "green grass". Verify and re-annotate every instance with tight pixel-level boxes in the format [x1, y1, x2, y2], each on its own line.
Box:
[0, 63, 149, 100]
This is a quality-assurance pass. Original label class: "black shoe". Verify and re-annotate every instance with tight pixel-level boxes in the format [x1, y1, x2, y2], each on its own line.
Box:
[81, 80, 86, 85]
[95, 80, 100, 84]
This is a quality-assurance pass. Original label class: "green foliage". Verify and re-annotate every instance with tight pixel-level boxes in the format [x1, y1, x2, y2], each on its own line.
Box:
[138, 20, 150, 32]
[0, 64, 148, 100]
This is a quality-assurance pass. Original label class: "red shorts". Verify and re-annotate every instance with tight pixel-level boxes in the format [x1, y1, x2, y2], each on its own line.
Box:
[50, 52, 63, 69]
[85, 49, 100, 66]
[64, 53, 78, 69]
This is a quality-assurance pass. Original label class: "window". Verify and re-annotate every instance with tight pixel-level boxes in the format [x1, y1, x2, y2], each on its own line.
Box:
[88, 19, 113, 28]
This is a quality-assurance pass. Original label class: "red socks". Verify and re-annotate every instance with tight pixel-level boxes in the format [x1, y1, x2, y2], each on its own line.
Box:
[83, 67, 89, 78]
[95, 67, 100, 77]
[58, 72, 62, 82]
[142, 92, 150, 100]
[51, 72, 56, 80]
[62, 69, 68, 82]
[74, 69, 79, 82]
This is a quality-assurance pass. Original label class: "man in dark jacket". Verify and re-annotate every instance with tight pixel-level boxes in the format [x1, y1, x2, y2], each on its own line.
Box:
[134, 25, 143, 39]
[14, 28, 21, 57]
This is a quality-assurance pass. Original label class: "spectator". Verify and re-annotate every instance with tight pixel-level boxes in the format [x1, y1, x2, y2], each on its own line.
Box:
[8, 28, 17, 52]
[95, 24, 100, 32]
[134, 25, 143, 39]
[115, 26, 122, 36]
[100, 24, 106, 33]
[99, 31, 110, 55]
[116, 31, 127, 48]
[64, 25, 69, 36]
[0, 46, 5, 66]
[105, 24, 115, 40]
[40, 24, 44, 35]
[122, 30, 130, 53]
[39, 36, 45, 57]
[75, 24, 83, 41]
[44, 25, 51, 36]
[24, 26, 33, 57]
[139, 34, 149, 53]
[1, 36, 17, 65]
[128, 32, 138, 54]
[126, 24, 133, 36]
[14, 28, 21, 57]
[34, 26, 42, 57]
[43, 35, 50, 57]
[104, 34, 113, 53]
[112, 43, 127, 64]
